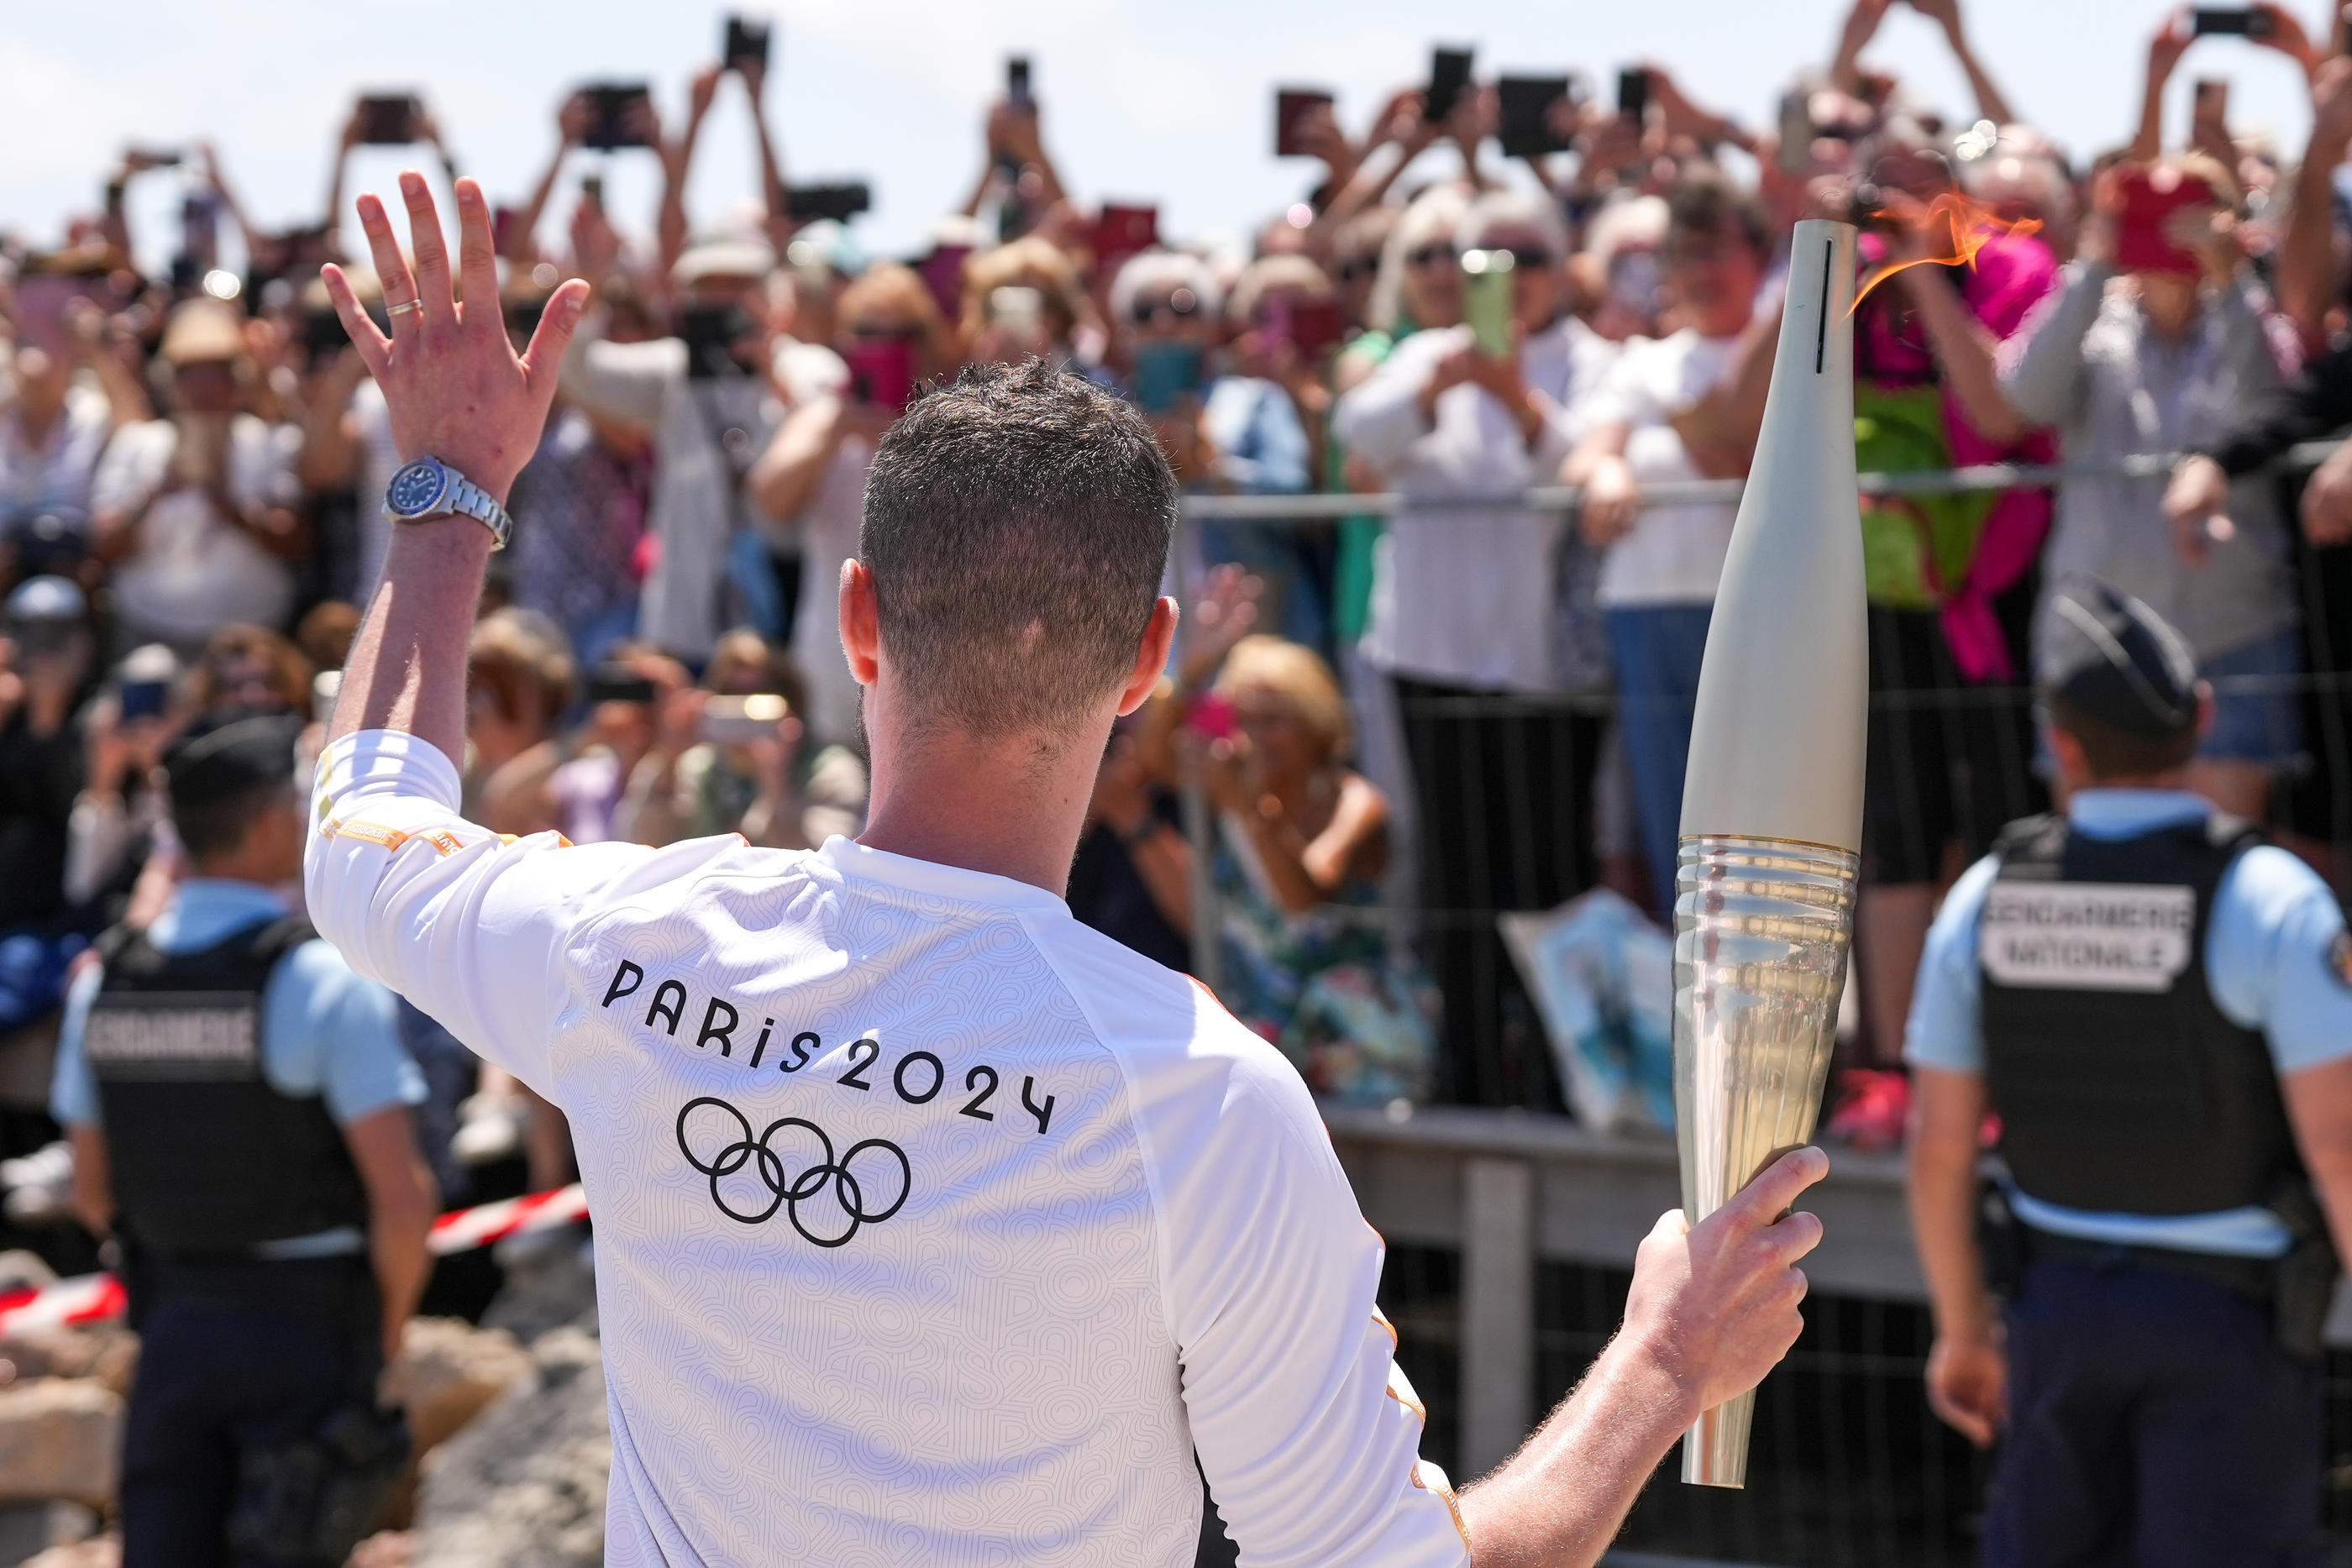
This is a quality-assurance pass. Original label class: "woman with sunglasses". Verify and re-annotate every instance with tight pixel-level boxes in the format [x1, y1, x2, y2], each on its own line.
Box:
[1110, 249, 1315, 645]
[748, 263, 957, 755]
[1333, 186, 1620, 1105]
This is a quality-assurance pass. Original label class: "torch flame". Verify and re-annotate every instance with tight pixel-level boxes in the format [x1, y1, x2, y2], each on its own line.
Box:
[1850, 191, 2041, 314]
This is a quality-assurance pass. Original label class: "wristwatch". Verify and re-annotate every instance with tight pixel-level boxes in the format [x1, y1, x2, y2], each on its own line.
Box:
[383, 456, 512, 552]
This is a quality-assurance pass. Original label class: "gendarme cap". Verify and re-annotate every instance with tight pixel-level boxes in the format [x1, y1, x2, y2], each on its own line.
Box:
[2042, 583, 2199, 737]
[164, 712, 302, 814]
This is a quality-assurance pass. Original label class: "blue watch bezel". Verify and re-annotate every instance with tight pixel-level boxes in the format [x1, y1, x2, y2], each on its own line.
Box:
[386, 457, 453, 520]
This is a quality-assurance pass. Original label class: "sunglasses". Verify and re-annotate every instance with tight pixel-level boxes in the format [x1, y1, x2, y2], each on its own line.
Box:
[1491, 246, 1558, 271]
[1131, 287, 1203, 326]
[847, 323, 924, 343]
[1407, 243, 1458, 270]
[1335, 255, 1379, 284]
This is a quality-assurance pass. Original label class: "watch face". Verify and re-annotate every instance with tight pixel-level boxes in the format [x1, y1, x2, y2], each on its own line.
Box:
[386, 459, 447, 517]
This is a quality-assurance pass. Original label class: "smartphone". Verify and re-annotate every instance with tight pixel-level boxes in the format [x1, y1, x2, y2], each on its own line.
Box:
[118, 676, 171, 723]
[680, 302, 757, 379]
[2115, 165, 2219, 275]
[1186, 690, 1236, 741]
[582, 83, 654, 150]
[2191, 6, 2274, 34]
[1274, 88, 1336, 157]
[357, 93, 421, 144]
[1426, 47, 1475, 124]
[1007, 56, 1032, 109]
[586, 664, 659, 705]
[126, 145, 184, 168]
[784, 182, 871, 223]
[1617, 67, 1650, 121]
[701, 693, 791, 744]
[724, 15, 772, 72]
[2192, 77, 2231, 123]
[1498, 76, 1573, 159]
[1093, 202, 1160, 271]
[580, 173, 606, 207]
[843, 338, 918, 416]
[1132, 341, 1205, 416]
[1462, 249, 1517, 357]
[1263, 296, 1347, 359]
[1777, 91, 1814, 175]
[917, 244, 973, 322]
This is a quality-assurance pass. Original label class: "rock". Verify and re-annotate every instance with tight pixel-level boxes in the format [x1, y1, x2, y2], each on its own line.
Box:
[0, 1382, 121, 1507]
[479, 1232, 596, 1345]
[347, 1530, 415, 1568]
[0, 1329, 137, 1398]
[383, 1319, 530, 1458]
[18, 1538, 114, 1568]
[0, 1256, 53, 1298]
[0, 1502, 98, 1568]
[410, 1328, 607, 1568]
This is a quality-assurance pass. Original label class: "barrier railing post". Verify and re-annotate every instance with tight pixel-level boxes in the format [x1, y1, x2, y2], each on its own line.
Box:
[1172, 501, 1225, 995]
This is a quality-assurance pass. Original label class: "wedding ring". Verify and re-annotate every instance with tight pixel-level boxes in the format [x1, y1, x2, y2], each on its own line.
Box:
[386, 297, 423, 317]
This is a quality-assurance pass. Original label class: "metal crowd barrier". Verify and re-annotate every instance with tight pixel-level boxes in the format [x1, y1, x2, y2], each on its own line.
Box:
[1168, 442, 2352, 1561]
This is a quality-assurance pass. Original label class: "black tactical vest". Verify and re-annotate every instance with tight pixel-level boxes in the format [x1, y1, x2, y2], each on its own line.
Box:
[86, 915, 370, 1257]
[1977, 811, 2298, 1217]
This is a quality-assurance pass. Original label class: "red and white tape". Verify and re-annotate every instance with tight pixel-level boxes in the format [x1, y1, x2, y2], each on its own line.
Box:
[0, 1181, 588, 1342]
[427, 1181, 590, 1256]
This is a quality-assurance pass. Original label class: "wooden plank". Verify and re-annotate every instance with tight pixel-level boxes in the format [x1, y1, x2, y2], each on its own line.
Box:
[1460, 1158, 1536, 1478]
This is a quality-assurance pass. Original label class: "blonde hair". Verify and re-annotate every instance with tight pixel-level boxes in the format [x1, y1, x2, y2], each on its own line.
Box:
[468, 607, 576, 726]
[836, 260, 958, 367]
[1368, 183, 1470, 335]
[1226, 254, 1332, 325]
[958, 237, 1085, 346]
[1215, 635, 1351, 760]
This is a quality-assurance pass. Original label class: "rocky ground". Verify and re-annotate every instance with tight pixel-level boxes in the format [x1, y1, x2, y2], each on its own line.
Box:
[0, 1230, 610, 1568]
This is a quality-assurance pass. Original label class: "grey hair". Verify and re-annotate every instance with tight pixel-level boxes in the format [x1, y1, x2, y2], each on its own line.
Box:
[1458, 188, 1570, 257]
[1579, 193, 1669, 270]
[1108, 249, 1225, 325]
[1367, 183, 1471, 335]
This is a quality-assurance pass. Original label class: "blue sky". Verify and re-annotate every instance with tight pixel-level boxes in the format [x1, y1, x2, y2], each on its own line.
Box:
[0, 0, 2323, 273]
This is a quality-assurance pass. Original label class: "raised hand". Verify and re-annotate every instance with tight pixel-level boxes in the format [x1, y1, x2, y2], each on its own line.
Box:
[321, 174, 589, 504]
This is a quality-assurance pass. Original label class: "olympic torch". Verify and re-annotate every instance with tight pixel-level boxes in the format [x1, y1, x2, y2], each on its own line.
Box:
[1672, 219, 1866, 1487]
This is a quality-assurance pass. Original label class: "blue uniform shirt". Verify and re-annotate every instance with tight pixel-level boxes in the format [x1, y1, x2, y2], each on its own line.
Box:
[1905, 789, 2352, 1257]
[50, 878, 423, 1256]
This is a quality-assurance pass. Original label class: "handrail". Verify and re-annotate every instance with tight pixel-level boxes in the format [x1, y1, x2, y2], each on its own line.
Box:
[1177, 439, 2342, 521]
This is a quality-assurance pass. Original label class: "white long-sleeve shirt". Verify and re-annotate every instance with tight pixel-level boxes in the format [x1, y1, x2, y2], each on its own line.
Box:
[1335, 317, 1617, 692]
[307, 729, 1470, 1568]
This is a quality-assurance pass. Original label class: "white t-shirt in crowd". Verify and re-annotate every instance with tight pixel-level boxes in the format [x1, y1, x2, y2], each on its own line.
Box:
[0, 382, 114, 526]
[91, 414, 299, 646]
[1336, 317, 1619, 692]
[307, 728, 1471, 1568]
[1582, 328, 1742, 610]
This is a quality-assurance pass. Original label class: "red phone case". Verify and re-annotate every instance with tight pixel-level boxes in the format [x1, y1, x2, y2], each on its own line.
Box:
[2114, 170, 2216, 276]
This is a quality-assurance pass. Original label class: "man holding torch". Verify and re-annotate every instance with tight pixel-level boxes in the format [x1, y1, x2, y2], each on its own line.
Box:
[304, 171, 1824, 1565]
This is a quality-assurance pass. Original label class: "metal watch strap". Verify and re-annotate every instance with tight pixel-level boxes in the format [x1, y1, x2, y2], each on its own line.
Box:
[439, 470, 512, 553]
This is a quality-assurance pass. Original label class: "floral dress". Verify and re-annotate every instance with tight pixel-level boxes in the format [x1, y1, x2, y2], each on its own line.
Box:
[1211, 811, 1438, 1105]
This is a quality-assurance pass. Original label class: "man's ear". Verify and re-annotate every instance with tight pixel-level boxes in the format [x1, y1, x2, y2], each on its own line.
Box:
[2194, 680, 2216, 745]
[1116, 597, 1180, 717]
[840, 559, 880, 687]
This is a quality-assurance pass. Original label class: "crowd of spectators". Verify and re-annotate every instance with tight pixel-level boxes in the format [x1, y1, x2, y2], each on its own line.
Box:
[3, 0, 2351, 1192]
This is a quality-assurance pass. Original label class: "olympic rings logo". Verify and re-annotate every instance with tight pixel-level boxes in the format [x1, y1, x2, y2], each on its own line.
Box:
[675, 1096, 911, 1248]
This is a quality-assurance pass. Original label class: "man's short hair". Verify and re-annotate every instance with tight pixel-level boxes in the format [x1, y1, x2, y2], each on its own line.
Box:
[176, 778, 296, 863]
[2045, 693, 2199, 780]
[1665, 168, 1769, 259]
[859, 360, 1177, 741]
